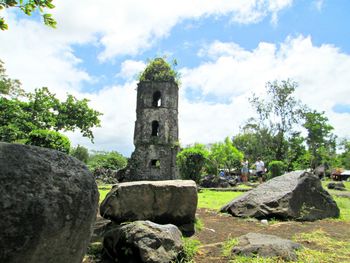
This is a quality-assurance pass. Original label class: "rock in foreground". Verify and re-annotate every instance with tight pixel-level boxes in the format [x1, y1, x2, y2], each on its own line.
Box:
[0, 143, 99, 263]
[232, 233, 302, 261]
[100, 180, 197, 235]
[221, 171, 339, 221]
[103, 221, 183, 263]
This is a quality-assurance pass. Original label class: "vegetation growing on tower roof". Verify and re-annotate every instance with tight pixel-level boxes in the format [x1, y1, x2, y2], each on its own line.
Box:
[139, 57, 180, 83]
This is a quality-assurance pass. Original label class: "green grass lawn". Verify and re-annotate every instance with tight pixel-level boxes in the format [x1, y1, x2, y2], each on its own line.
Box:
[321, 180, 350, 191]
[198, 189, 244, 210]
[98, 184, 113, 204]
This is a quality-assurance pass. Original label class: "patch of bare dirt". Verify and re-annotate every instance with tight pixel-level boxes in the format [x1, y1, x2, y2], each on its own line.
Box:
[193, 208, 350, 262]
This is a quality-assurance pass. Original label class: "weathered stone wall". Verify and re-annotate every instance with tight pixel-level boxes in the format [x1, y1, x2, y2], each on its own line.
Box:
[126, 81, 179, 181]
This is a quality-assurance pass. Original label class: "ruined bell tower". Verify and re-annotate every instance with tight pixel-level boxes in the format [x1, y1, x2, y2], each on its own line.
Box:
[126, 58, 179, 181]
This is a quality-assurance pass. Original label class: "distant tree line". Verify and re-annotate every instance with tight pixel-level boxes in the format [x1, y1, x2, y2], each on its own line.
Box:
[176, 79, 350, 182]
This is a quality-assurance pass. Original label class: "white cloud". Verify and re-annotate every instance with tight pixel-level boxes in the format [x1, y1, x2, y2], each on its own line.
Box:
[47, 0, 293, 60]
[2, 1, 350, 155]
[180, 36, 350, 144]
[65, 82, 137, 156]
[0, 17, 91, 97]
[117, 60, 146, 81]
[313, 0, 324, 12]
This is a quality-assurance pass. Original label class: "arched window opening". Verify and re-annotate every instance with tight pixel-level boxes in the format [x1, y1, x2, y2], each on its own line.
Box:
[152, 91, 162, 107]
[150, 159, 160, 168]
[151, 121, 159, 136]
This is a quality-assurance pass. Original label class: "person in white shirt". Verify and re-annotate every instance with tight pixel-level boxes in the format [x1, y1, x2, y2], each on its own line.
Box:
[255, 157, 265, 183]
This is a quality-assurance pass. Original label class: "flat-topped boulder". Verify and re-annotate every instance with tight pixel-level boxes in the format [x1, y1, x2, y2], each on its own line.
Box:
[221, 171, 339, 221]
[0, 143, 99, 263]
[100, 180, 197, 236]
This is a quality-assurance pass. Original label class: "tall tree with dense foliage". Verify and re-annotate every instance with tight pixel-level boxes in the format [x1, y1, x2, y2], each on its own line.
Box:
[249, 80, 306, 161]
[176, 144, 209, 183]
[339, 139, 350, 169]
[303, 110, 337, 169]
[0, 60, 102, 143]
[232, 121, 276, 167]
[207, 137, 244, 175]
[0, 0, 56, 30]
[286, 132, 309, 170]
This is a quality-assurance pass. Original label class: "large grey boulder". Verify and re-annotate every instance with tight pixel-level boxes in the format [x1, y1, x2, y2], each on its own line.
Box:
[103, 220, 183, 263]
[231, 233, 302, 261]
[0, 143, 99, 263]
[100, 180, 197, 235]
[221, 171, 339, 221]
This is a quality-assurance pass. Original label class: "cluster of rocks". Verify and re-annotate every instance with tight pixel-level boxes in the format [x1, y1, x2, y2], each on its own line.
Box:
[0, 143, 99, 263]
[199, 174, 238, 188]
[327, 182, 347, 191]
[99, 180, 198, 262]
[93, 167, 119, 184]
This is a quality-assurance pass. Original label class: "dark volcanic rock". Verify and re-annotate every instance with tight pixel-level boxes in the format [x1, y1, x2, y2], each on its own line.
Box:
[103, 221, 183, 263]
[327, 182, 346, 191]
[199, 174, 238, 188]
[231, 233, 302, 261]
[100, 180, 197, 236]
[221, 171, 339, 221]
[0, 143, 99, 263]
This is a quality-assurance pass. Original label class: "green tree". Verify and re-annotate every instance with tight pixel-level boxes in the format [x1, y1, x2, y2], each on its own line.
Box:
[0, 0, 56, 30]
[339, 139, 350, 169]
[0, 59, 24, 97]
[88, 151, 127, 171]
[249, 80, 306, 161]
[286, 132, 309, 170]
[268, 160, 286, 179]
[207, 137, 243, 175]
[303, 110, 336, 169]
[232, 121, 276, 167]
[0, 60, 102, 144]
[176, 144, 209, 183]
[26, 129, 70, 153]
[71, 145, 89, 163]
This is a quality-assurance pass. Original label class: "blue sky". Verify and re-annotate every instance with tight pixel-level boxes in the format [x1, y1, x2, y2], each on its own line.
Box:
[1, 0, 350, 156]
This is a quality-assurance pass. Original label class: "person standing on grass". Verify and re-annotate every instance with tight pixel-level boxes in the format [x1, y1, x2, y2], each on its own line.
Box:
[255, 157, 265, 184]
[241, 159, 249, 183]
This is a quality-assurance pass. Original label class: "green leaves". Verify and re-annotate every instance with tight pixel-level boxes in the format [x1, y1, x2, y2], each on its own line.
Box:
[43, 13, 56, 28]
[139, 57, 180, 84]
[26, 129, 71, 153]
[0, 17, 8, 30]
[1, 0, 57, 31]
[0, 60, 102, 144]
[177, 143, 209, 183]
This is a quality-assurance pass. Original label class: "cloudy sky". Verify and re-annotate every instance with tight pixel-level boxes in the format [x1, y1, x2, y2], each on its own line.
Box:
[1, 0, 349, 156]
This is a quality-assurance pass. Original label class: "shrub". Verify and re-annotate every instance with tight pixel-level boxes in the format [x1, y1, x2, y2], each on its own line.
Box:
[177, 144, 209, 183]
[139, 57, 179, 83]
[268, 160, 286, 179]
[26, 129, 70, 153]
[88, 151, 127, 171]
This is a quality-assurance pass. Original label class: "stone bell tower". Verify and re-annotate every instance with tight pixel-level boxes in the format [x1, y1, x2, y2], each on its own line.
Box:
[126, 59, 180, 181]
